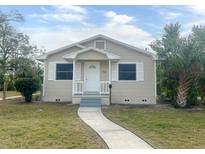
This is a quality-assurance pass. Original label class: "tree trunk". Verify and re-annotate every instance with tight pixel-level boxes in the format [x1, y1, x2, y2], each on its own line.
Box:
[176, 75, 192, 107]
[2, 81, 7, 100]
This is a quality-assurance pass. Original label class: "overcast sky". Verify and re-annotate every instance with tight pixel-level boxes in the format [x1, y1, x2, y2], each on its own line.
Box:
[0, 5, 205, 51]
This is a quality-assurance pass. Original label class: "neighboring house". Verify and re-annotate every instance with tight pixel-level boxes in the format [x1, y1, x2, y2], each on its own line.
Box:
[37, 34, 157, 105]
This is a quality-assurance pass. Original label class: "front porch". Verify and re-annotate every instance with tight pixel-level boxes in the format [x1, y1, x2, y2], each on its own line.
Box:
[73, 80, 110, 105]
[74, 80, 110, 95]
[72, 60, 111, 105]
[63, 47, 120, 105]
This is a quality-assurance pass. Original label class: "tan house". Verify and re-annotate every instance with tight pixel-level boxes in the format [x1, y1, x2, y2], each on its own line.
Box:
[37, 34, 157, 105]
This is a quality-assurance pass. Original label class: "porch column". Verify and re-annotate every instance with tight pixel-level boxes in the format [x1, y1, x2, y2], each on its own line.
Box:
[109, 59, 111, 84]
[72, 59, 76, 96]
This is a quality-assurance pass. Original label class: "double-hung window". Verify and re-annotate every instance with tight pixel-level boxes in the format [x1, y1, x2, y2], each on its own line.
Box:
[56, 64, 73, 80]
[118, 64, 136, 80]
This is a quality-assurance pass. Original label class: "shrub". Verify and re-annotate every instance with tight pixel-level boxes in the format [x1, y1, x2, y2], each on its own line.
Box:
[14, 77, 41, 102]
[186, 84, 203, 107]
[33, 93, 40, 101]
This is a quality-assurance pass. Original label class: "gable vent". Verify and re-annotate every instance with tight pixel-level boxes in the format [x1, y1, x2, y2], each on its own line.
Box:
[95, 40, 106, 50]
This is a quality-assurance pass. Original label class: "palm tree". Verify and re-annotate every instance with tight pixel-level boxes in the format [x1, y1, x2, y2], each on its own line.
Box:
[151, 23, 205, 107]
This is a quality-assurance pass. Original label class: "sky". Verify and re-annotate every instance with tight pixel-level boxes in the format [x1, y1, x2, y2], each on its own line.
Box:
[0, 5, 205, 51]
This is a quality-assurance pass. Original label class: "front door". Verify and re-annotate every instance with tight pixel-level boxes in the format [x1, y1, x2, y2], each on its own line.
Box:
[84, 62, 100, 92]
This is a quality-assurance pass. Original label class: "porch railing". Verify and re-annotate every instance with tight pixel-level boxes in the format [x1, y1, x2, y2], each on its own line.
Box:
[73, 80, 109, 95]
[100, 81, 109, 94]
[74, 80, 83, 94]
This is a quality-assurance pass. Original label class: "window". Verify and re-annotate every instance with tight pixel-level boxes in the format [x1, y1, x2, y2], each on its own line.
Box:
[56, 64, 73, 80]
[89, 65, 96, 69]
[95, 40, 106, 50]
[119, 64, 136, 80]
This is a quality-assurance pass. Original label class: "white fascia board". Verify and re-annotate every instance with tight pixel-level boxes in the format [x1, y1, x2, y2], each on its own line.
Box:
[63, 47, 120, 60]
[62, 52, 77, 59]
[106, 52, 120, 60]
[36, 54, 47, 62]
[36, 44, 85, 61]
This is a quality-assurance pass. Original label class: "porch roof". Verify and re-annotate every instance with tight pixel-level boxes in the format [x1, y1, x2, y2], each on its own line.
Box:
[62, 47, 120, 60]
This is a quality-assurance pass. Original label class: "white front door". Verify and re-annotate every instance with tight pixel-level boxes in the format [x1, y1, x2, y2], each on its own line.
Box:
[84, 62, 100, 92]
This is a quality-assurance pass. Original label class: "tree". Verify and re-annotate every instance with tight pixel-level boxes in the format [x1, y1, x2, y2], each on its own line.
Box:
[151, 23, 205, 107]
[0, 11, 24, 100]
[151, 23, 181, 104]
[0, 11, 43, 100]
[9, 44, 44, 78]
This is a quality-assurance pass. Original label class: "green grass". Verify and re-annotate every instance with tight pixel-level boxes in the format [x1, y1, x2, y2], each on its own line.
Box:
[0, 100, 107, 148]
[102, 105, 205, 149]
[0, 91, 21, 97]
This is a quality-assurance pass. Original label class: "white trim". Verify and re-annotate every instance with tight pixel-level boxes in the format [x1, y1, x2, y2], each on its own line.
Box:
[54, 61, 70, 63]
[136, 62, 144, 81]
[115, 80, 141, 83]
[36, 44, 85, 61]
[48, 62, 55, 80]
[117, 62, 119, 81]
[84, 62, 86, 87]
[74, 80, 83, 94]
[154, 61, 157, 97]
[63, 47, 120, 60]
[118, 62, 137, 81]
[118, 62, 137, 64]
[108, 60, 111, 84]
[111, 62, 118, 81]
[100, 81, 109, 94]
[84, 62, 100, 92]
[42, 63, 46, 97]
[54, 61, 73, 81]
[75, 62, 81, 80]
[72, 59, 76, 96]
[36, 34, 157, 62]
[117, 62, 145, 82]
[94, 39, 106, 50]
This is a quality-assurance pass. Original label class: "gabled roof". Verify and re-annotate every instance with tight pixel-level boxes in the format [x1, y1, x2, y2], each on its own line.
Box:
[36, 34, 157, 62]
[79, 34, 156, 58]
[36, 44, 85, 61]
[63, 47, 120, 60]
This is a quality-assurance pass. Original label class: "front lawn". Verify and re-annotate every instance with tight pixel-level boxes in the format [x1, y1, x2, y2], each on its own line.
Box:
[0, 91, 20, 97]
[0, 100, 106, 148]
[102, 105, 205, 148]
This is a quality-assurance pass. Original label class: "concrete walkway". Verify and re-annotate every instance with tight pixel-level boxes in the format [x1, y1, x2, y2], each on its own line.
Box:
[0, 96, 22, 101]
[78, 107, 153, 149]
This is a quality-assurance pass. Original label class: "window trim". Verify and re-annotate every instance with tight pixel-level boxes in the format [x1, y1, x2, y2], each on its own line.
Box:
[94, 40, 106, 50]
[118, 63, 137, 81]
[116, 62, 144, 82]
[55, 62, 73, 81]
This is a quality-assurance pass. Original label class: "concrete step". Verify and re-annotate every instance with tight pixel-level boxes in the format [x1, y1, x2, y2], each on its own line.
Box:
[80, 103, 101, 107]
[80, 101, 101, 104]
[80, 97, 102, 107]
[81, 97, 101, 101]
[81, 101, 101, 104]
[83, 91, 100, 95]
